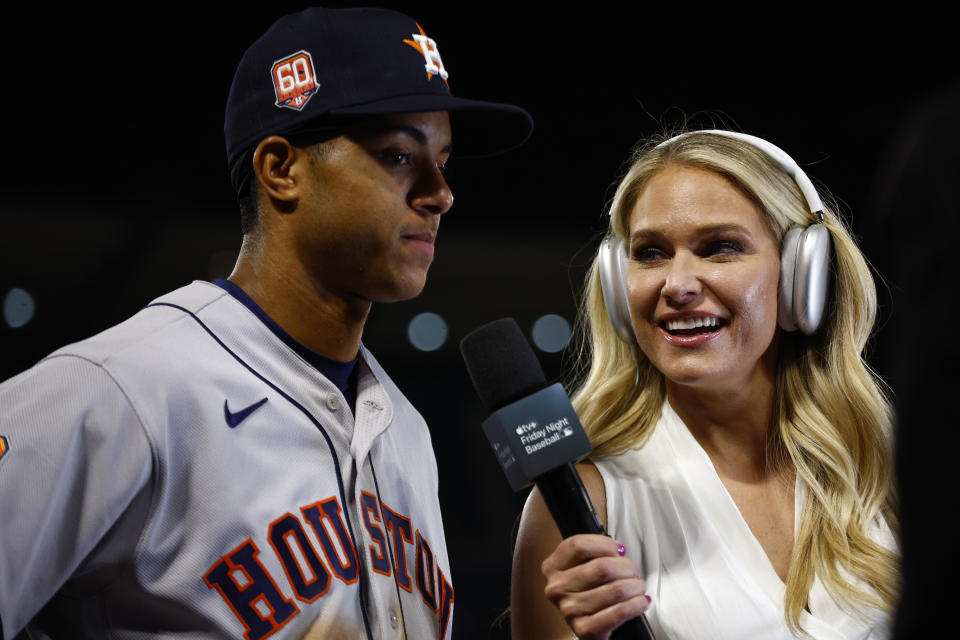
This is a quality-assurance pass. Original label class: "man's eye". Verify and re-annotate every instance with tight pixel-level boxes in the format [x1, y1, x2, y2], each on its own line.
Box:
[383, 150, 412, 166]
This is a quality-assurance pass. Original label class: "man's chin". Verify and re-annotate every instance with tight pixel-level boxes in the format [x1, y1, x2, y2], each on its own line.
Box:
[361, 278, 428, 304]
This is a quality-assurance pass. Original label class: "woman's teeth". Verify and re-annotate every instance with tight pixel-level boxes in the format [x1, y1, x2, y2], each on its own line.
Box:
[665, 317, 721, 334]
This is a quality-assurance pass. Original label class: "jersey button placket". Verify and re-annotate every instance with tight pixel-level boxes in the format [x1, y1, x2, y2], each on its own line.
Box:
[325, 393, 340, 411]
[389, 608, 400, 629]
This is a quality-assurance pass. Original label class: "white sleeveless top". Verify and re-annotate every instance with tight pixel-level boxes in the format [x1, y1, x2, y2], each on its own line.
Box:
[595, 401, 894, 640]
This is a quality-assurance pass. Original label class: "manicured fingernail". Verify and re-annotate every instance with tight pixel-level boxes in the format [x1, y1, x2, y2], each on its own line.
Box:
[617, 543, 626, 556]
[645, 595, 652, 604]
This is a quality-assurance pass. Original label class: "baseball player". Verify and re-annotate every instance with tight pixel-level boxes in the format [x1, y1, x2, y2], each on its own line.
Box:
[0, 7, 531, 640]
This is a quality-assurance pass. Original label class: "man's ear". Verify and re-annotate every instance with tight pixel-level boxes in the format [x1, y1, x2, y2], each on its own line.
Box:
[252, 136, 302, 208]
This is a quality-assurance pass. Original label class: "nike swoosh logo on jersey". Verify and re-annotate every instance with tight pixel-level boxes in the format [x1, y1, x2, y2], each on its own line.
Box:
[224, 398, 268, 428]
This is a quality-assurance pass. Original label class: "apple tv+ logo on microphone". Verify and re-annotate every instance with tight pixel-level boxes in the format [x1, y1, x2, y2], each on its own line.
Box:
[481, 383, 592, 491]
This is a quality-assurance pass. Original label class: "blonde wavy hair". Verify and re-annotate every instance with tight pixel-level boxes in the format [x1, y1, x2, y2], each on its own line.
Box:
[570, 131, 899, 633]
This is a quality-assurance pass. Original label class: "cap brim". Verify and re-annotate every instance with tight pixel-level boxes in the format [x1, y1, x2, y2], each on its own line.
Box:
[328, 95, 533, 158]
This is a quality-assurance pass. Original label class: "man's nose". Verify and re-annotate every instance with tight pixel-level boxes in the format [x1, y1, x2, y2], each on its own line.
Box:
[412, 163, 454, 216]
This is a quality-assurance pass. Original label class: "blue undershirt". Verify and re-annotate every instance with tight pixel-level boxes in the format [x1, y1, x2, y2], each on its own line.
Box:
[213, 279, 358, 412]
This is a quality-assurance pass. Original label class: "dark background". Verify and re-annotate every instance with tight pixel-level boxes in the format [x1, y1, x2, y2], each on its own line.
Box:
[1, 3, 955, 638]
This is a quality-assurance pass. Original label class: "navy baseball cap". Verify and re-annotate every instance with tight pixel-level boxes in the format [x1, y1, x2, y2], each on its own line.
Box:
[225, 6, 533, 189]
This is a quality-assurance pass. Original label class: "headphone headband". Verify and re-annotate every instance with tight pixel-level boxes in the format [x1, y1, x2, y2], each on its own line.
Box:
[654, 130, 824, 217]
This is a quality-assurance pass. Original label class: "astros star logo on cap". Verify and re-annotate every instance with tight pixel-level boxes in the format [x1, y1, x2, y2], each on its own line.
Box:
[403, 23, 449, 88]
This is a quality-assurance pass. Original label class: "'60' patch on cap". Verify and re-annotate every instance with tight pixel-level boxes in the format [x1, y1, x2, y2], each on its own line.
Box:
[0, 435, 9, 463]
[272, 50, 319, 111]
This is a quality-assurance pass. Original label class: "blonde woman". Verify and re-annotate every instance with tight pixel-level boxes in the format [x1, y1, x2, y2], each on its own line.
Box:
[511, 131, 899, 640]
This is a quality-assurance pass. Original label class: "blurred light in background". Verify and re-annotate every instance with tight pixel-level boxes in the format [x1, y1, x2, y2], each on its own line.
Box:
[407, 312, 448, 352]
[4, 288, 36, 329]
[531, 314, 571, 353]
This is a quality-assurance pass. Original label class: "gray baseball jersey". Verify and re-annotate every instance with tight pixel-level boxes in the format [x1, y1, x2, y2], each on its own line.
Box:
[0, 281, 453, 639]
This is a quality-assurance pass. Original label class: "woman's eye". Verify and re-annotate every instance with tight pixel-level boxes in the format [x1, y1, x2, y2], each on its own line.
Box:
[704, 240, 743, 257]
[632, 247, 667, 263]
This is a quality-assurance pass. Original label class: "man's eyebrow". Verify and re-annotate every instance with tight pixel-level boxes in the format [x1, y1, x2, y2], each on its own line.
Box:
[359, 123, 453, 154]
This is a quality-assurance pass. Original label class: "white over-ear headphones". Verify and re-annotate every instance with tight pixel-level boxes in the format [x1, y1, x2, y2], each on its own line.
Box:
[598, 129, 832, 341]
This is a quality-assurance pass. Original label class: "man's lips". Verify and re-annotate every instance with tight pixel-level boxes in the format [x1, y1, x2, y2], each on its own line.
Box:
[402, 231, 436, 256]
[403, 231, 436, 244]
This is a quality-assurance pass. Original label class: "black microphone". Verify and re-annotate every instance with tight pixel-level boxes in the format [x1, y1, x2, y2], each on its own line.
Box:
[460, 318, 655, 640]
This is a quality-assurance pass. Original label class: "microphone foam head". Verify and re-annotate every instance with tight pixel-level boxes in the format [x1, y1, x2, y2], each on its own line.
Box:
[459, 318, 547, 411]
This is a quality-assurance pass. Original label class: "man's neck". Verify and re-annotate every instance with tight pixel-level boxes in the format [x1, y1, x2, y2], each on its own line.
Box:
[228, 249, 370, 362]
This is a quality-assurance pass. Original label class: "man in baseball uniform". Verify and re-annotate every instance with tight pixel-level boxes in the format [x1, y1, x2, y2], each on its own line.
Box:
[0, 7, 531, 640]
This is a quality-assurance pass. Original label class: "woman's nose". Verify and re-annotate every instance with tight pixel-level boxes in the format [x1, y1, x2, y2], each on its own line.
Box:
[662, 253, 703, 305]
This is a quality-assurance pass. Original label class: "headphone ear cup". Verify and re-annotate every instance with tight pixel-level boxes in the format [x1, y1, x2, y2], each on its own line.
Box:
[778, 227, 802, 332]
[779, 224, 832, 334]
[598, 236, 635, 342]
